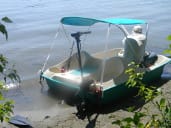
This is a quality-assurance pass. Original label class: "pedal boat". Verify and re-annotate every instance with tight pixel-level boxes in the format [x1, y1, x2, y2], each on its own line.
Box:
[42, 17, 171, 104]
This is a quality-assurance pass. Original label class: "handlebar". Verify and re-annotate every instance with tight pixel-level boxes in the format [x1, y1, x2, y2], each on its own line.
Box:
[71, 31, 91, 38]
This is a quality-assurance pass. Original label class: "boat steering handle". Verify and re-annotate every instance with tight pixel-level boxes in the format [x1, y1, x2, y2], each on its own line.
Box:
[71, 31, 91, 39]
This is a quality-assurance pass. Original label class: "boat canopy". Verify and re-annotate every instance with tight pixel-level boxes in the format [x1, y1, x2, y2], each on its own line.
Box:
[61, 17, 146, 26]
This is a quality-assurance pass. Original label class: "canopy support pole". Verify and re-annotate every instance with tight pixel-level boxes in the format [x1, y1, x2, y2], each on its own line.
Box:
[39, 25, 60, 75]
[100, 24, 111, 85]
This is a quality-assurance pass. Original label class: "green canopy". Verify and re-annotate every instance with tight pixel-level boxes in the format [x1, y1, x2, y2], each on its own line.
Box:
[61, 17, 146, 26]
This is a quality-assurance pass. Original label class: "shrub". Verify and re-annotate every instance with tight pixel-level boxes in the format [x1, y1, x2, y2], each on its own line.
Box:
[0, 17, 20, 123]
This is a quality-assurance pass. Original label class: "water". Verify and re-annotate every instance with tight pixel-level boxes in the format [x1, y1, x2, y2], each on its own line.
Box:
[0, 0, 171, 120]
[0, 0, 171, 80]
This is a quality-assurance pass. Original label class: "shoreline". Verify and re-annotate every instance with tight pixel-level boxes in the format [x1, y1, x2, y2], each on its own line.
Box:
[2, 76, 171, 128]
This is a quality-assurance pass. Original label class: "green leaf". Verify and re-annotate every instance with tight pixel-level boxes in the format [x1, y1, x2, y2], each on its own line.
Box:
[163, 49, 171, 55]
[132, 81, 137, 87]
[0, 94, 4, 100]
[133, 112, 145, 125]
[167, 35, 171, 41]
[1, 17, 12, 23]
[0, 23, 8, 40]
[127, 106, 135, 112]
[0, 65, 3, 72]
[123, 117, 133, 123]
[137, 123, 144, 128]
[159, 98, 166, 108]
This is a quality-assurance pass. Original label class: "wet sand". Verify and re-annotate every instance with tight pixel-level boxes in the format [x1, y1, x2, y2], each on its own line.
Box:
[1, 75, 171, 128]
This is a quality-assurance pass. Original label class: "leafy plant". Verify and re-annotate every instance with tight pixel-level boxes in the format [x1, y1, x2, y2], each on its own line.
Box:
[155, 98, 171, 127]
[111, 48, 171, 128]
[0, 17, 20, 123]
[111, 62, 158, 128]
[112, 112, 146, 128]
[167, 35, 171, 41]
[163, 35, 171, 55]
[0, 17, 12, 40]
[125, 62, 158, 102]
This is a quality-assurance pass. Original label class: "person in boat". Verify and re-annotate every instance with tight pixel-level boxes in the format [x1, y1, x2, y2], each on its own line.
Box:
[122, 25, 147, 64]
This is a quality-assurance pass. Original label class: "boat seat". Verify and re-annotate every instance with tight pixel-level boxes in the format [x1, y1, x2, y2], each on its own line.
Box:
[62, 51, 93, 70]
[52, 51, 128, 87]
[123, 37, 146, 64]
[102, 56, 126, 82]
[48, 51, 91, 73]
[52, 51, 102, 86]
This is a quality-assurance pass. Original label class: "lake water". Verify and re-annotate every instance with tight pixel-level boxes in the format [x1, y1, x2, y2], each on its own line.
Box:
[0, 0, 171, 121]
[0, 0, 171, 80]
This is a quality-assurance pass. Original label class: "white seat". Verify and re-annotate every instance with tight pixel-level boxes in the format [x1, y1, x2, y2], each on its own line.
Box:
[102, 56, 126, 82]
[123, 37, 145, 64]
